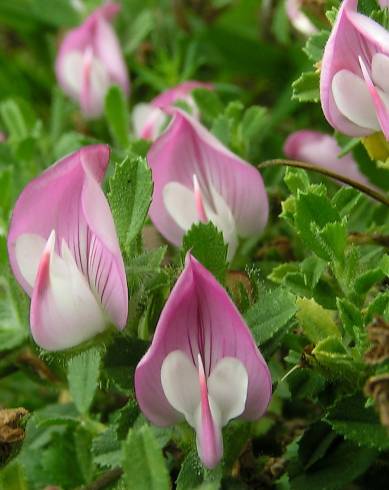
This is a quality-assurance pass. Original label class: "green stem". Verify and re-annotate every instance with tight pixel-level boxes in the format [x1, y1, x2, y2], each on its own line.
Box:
[258, 159, 389, 207]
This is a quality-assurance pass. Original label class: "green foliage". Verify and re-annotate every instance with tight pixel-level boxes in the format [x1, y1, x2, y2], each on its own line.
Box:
[123, 425, 170, 489]
[245, 287, 297, 344]
[292, 71, 320, 103]
[108, 155, 153, 254]
[1, 2, 389, 489]
[192, 89, 224, 125]
[105, 86, 130, 148]
[325, 395, 389, 451]
[67, 348, 101, 414]
[182, 222, 228, 283]
[290, 440, 377, 490]
[296, 298, 340, 344]
[103, 336, 149, 393]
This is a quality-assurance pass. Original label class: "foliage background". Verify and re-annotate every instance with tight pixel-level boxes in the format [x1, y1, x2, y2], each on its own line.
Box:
[0, 0, 389, 489]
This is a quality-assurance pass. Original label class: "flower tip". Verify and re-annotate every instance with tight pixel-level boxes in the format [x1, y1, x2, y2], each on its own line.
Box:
[80, 144, 111, 182]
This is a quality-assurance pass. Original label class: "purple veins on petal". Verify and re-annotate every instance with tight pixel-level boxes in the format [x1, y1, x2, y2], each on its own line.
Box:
[135, 254, 272, 468]
[7, 145, 128, 351]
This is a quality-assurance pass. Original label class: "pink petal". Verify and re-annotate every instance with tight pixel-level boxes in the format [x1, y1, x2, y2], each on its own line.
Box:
[151, 81, 213, 109]
[30, 232, 107, 351]
[196, 353, 223, 469]
[55, 2, 129, 118]
[135, 254, 272, 427]
[358, 56, 389, 139]
[147, 109, 269, 246]
[286, 0, 318, 36]
[283, 129, 375, 188]
[93, 14, 130, 95]
[8, 145, 128, 333]
[320, 0, 382, 136]
[133, 82, 213, 141]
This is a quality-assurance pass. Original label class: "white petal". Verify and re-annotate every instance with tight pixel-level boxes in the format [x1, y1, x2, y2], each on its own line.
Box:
[132, 104, 166, 140]
[90, 57, 110, 96]
[160, 350, 200, 426]
[84, 56, 110, 117]
[208, 357, 248, 427]
[372, 53, 389, 94]
[163, 182, 198, 232]
[332, 70, 380, 131]
[31, 235, 106, 351]
[15, 234, 46, 289]
[61, 51, 84, 98]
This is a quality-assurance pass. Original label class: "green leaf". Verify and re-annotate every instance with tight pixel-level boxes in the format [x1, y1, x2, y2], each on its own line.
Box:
[104, 336, 149, 393]
[211, 114, 231, 146]
[108, 156, 153, 253]
[292, 71, 320, 103]
[222, 421, 251, 469]
[33, 403, 79, 429]
[336, 298, 363, 339]
[67, 348, 101, 414]
[0, 242, 28, 350]
[295, 191, 341, 260]
[296, 298, 340, 343]
[315, 221, 347, 262]
[192, 88, 223, 125]
[39, 430, 85, 489]
[287, 367, 326, 400]
[182, 222, 228, 283]
[366, 291, 389, 323]
[271, 0, 290, 45]
[29, 0, 79, 27]
[298, 422, 336, 470]
[240, 105, 267, 158]
[124, 10, 154, 54]
[0, 98, 36, 141]
[126, 247, 167, 290]
[176, 450, 204, 490]
[75, 426, 94, 483]
[0, 462, 28, 490]
[92, 426, 121, 469]
[176, 448, 222, 490]
[105, 86, 130, 148]
[245, 287, 297, 344]
[0, 166, 13, 215]
[291, 440, 377, 490]
[312, 336, 363, 383]
[303, 30, 330, 62]
[123, 425, 170, 490]
[354, 254, 389, 295]
[300, 256, 326, 290]
[325, 394, 389, 450]
[352, 142, 389, 191]
[284, 168, 310, 195]
[331, 187, 362, 217]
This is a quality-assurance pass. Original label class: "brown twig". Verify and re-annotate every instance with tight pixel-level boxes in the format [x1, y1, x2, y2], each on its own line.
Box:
[79, 468, 123, 490]
[258, 159, 389, 207]
[348, 232, 389, 248]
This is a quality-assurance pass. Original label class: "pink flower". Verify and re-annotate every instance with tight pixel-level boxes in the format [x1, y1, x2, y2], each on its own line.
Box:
[284, 129, 374, 187]
[378, 0, 389, 8]
[7, 145, 128, 351]
[135, 254, 272, 469]
[55, 2, 129, 119]
[132, 81, 212, 141]
[286, 0, 318, 36]
[147, 109, 269, 260]
[320, 0, 389, 139]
